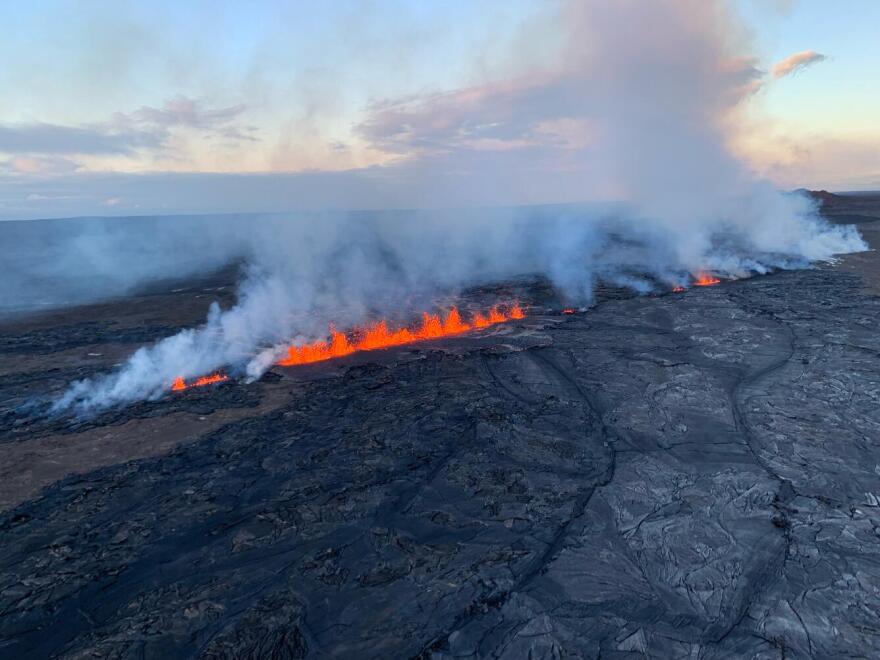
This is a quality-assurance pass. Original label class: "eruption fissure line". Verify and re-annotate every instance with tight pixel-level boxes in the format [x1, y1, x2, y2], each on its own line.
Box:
[277, 303, 525, 367]
[168, 303, 525, 392]
[673, 272, 723, 292]
[171, 373, 229, 391]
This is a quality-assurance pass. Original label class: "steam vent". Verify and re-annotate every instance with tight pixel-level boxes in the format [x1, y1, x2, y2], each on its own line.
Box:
[3, 1, 880, 658]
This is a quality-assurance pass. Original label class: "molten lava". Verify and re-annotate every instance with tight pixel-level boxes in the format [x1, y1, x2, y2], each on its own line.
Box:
[170, 304, 525, 393]
[562, 308, 576, 315]
[171, 372, 229, 391]
[672, 286, 685, 293]
[278, 303, 525, 367]
[693, 273, 721, 286]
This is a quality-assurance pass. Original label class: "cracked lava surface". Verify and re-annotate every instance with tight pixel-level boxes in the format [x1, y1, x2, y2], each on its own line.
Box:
[1, 224, 880, 658]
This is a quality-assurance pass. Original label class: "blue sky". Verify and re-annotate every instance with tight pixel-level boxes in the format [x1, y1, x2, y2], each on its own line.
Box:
[0, 0, 878, 219]
[742, 1, 879, 131]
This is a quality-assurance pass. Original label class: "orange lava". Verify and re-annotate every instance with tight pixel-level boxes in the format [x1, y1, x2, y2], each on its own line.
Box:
[693, 273, 721, 286]
[171, 372, 229, 391]
[562, 308, 576, 315]
[278, 303, 525, 367]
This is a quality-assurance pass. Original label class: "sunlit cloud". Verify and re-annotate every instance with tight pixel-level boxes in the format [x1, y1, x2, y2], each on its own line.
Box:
[355, 75, 579, 157]
[116, 97, 257, 142]
[1, 155, 81, 175]
[0, 97, 257, 171]
[0, 1, 878, 220]
[771, 50, 827, 79]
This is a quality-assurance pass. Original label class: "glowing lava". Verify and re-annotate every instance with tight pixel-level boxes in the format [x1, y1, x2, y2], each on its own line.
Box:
[171, 373, 229, 391]
[672, 286, 685, 293]
[278, 303, 525, 367]
[693, 273, 721, 286]
[562, 308, 576, 315]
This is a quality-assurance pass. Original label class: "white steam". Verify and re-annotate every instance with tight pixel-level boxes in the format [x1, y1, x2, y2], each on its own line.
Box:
[52, 0, 866, 413]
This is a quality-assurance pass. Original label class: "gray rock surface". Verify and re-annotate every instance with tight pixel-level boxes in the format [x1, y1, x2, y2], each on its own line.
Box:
[1, 263, 879, 658]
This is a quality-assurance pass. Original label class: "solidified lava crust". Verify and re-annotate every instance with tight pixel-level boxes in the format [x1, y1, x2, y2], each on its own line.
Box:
[1, 253, 880, 657]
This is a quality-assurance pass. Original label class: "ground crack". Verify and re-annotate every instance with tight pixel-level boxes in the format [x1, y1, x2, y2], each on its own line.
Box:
[413, 349, 617, 658]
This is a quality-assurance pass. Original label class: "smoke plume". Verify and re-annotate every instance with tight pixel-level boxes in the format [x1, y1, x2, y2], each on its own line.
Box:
[51, 0, 865, 412]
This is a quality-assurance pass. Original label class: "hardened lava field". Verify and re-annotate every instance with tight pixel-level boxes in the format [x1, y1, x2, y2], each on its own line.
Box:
[1, 207, 880, 658]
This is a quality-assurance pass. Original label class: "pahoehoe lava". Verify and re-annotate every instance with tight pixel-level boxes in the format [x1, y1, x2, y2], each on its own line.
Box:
[1, 221, 880, 657]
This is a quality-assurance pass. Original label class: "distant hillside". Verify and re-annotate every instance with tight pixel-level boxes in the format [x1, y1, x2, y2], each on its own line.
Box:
[793, 189, 842, 206]
[794, 189, 880, 225]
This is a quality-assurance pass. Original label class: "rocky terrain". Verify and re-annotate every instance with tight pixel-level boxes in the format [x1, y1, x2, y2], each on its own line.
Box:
[1, 208, 879, 658]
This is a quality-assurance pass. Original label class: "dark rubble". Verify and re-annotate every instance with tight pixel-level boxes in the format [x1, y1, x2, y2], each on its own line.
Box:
[1, 259, 880, 657]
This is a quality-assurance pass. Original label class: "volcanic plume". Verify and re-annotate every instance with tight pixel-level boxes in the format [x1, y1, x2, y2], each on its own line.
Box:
[50, 0, 867, 414]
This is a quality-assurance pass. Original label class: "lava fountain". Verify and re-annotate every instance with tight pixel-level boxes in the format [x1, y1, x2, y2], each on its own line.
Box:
[671, 273, 721, 292]
[171, 373, 229, 391]
[278, 303, 524, 367]
[170, 303, 525, 392]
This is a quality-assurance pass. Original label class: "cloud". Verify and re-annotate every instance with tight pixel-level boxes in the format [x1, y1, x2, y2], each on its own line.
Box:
[1, 155, 81, 175]
[354, 8, 764, 165]
[3, 4, 873, 220]
[771, 50, 827, 79]
[0, 122, 160, 155]
[739, 127, 880, 190]
[1, 0, 827, 221]
[355, 75, 581, 157]
[0, 97, 255, 161]
[117, 96, 257, 142]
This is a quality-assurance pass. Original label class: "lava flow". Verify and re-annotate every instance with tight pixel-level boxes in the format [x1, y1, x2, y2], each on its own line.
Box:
[278, 303, 525, 367]
[673, 273, 720, 293]
[171, 372, 229, 391]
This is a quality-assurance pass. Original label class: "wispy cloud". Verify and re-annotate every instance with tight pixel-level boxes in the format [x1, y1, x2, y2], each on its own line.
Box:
[771, 50, 827, 79]
[356, 46, 761, 163]
[357, 76, 568, 154]
[1, 155, 81, 175]
[117, 96, 257, 142]
[0, 97, 256, 162]
[0, 123, 159, 155]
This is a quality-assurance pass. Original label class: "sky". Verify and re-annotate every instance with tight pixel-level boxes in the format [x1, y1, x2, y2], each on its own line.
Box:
[0, 0, 878, 220]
